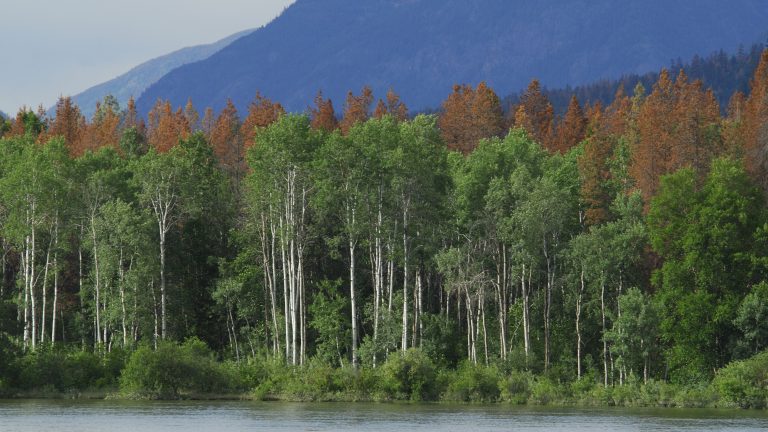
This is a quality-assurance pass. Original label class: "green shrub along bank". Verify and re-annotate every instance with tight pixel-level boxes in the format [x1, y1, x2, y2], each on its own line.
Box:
[2, 342, 767, 408]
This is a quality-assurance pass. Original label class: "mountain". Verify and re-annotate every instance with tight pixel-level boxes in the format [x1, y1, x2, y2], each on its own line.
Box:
[71, 28, 255, 118]
[505, 43, 767, 117]
[137, 0, 768, 115]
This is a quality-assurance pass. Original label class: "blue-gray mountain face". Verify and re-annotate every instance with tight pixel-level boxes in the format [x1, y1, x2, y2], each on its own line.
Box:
[137, 0, 768, 115]
[72, 29, 254, 118]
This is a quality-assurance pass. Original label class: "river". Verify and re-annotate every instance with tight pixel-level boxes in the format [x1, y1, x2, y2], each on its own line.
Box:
[1, 400, 767, 431]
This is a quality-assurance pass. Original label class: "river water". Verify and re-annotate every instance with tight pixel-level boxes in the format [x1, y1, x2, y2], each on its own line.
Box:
[1, 400, 767, 431]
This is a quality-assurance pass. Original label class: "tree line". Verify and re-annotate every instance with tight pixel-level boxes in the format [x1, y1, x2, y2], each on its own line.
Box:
[2, 50, 768, 391]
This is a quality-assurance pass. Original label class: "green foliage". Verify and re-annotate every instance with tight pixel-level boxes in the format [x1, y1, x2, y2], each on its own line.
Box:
[734, 282, 768, 357]
[605, 288, 659, 379]
[10, 348, 125, 392]
[119, 127, 146, 157]
[443, 362, 502, 402]
[309, 280, 349, 366]
[120, 338, 239, 398]
[377, 348, 438, 400]
[713, 350, 768, 408]
[499, 370, 535, 404]
[648, 158, 767, 382]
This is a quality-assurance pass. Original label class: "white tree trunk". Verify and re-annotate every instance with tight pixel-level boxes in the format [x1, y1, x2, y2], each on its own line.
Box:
[401, 204, 409, 352]
[91, 214, 102, 345]
[576, 268, 585, 379]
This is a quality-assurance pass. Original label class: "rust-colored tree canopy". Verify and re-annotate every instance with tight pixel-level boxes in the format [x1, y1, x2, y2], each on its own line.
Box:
[310, 91, 339, 133]
[211, 99, 243, 176]
[439, 82, 505, 154]
[241, 92, 285, 147]
[47, 96, 85, 153]
[78, 99, 121, 156]
[184, 98, 200, 133]
[629, 69, 721, 203]
[340, 86, 374, 135]
[741, 50, 768, 193]
[373, 88, 408, 122]
[553, 95, 587, 154]
[515, 79, 554, 150]
[147, 99, 190, 153]
[9, 49, 768, 209]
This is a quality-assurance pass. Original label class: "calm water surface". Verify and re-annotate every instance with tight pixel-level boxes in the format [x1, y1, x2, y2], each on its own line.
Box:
[1, 400, 767, 432]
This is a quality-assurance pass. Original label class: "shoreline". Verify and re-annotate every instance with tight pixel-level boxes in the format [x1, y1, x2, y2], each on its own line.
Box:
[0, 389, 754, 410]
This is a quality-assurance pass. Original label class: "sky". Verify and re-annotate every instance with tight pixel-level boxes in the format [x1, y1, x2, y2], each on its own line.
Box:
[0, 0, 296, 116]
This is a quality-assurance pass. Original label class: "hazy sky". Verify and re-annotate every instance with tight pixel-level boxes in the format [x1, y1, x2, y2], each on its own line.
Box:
[0, 0, 296, 115]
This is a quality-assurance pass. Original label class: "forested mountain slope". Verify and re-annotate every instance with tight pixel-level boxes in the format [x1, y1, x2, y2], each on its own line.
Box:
[137, 0, 768, 114]
[505, 44, 767, 116]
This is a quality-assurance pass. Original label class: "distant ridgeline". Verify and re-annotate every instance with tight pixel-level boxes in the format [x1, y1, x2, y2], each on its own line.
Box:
[502, 43, 767, 116]
[133, 0, 768, 115]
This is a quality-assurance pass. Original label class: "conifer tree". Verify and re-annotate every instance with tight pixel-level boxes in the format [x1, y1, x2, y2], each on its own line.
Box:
[340, 86, 374, 135]
[241, 93, 285, 148]
[742, 49, 768, 193]
[310, 91, 339, 132]
[439, 82, 504, 154]
[516, 79, 555, 150]
[553, 95, 587, 154]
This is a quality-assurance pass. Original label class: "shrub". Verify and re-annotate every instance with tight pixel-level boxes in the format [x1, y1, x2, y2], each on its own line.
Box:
[119, 338, 230, 398]
[713, 350, 768, 408]
[377, 348, 438, 400]
[444, 362, 501, 402]
[499, 370, 534, 404]
[12, 347, 119, 392]
[529, 376, 564, 405]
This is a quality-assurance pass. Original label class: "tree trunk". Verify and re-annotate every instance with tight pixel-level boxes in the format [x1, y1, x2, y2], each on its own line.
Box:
[601, 276, 608, 387]
[159, 229, 167, 340]
[91, 214, 102, 345]
[349, 233, 358, 367]
[521, 263, 530, 360]
[280, 215, 290, 362]
[30, 212, 37, 350]
[576, 268, 585, 379]
[119, 247, 128, 348]
[40, 239, 51, 344]
[51, 216, 59, 346]
[401, 204, 409, 352]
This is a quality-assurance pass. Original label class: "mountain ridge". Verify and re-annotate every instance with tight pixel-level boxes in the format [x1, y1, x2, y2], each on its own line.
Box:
[136, 0, 768, 115]
[70, 28, 256, 118]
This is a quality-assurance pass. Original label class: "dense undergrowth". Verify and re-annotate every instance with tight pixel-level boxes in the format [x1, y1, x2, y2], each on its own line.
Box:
[1, 341, 766, 408]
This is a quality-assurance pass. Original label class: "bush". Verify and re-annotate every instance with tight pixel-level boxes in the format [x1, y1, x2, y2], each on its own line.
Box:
[119, 338, 233, 398]
[377, 348, 438, 400]
[12, 347, 122, 392]
[713, 350, 768, 408]
[529, 377, 565, 405]
[444, 362, 501, 402]
[499, 370, 534, 404]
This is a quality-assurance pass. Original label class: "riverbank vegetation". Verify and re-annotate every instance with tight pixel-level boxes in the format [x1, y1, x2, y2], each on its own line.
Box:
[2, 51, 768, 408]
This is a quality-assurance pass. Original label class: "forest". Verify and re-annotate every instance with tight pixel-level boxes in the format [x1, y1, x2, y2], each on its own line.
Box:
[1, 50, 768, 408]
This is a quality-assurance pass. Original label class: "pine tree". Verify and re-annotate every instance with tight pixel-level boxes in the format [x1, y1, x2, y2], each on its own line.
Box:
[310, 91, 339, 132]
[184, 99, 200, 132]
[48, 96, 84, 154]
[373, 88, 408, 121]
[553, 95, 587, 154]
[201, 107, 216, 139]
[742, 49, 768, 194]
[516, 79, 555, 150]
[241, 93, 285, 148]
[340, 86, 374, 135]
[439, 82, 504, 154]
[148, 100, 188, 153]
[211, 99, 243, 177]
